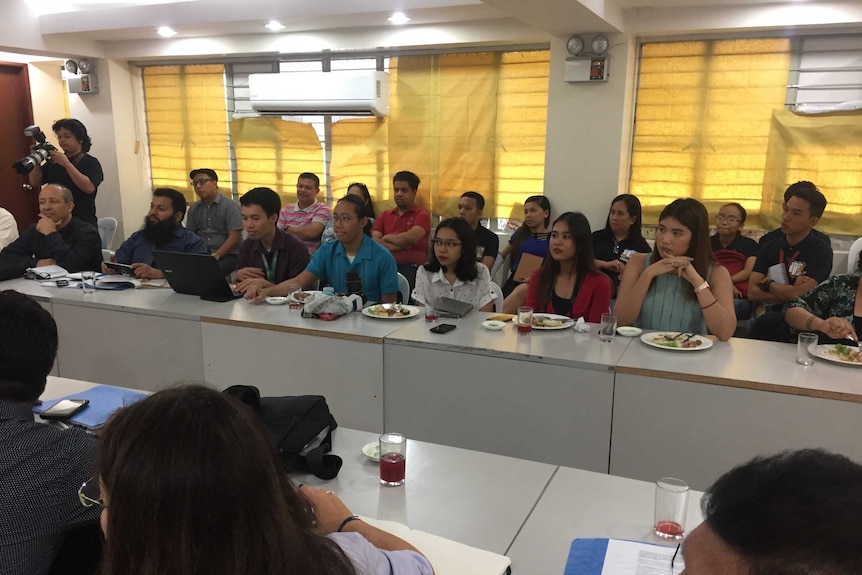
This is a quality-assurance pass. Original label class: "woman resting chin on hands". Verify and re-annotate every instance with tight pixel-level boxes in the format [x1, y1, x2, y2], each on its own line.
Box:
[614, 198, 736, 341]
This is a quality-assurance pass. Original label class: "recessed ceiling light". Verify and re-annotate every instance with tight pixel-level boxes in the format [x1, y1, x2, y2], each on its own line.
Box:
[157, 26, 177, 38]
[265, 20, 285, 31]
[388, 12, 410, 25]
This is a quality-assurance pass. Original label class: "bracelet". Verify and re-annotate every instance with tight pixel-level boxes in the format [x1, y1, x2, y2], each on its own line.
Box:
[337, 515, 361, 532]
[694, 281, 710, 294]
[700, 299, 717, 310]
[805, 314, 816, 330]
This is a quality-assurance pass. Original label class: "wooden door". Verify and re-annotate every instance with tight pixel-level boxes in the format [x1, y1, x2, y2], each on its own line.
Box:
[0, 62, 37, 231]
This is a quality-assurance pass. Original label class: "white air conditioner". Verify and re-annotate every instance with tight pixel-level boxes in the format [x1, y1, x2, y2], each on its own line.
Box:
[248, 71, 389, 117]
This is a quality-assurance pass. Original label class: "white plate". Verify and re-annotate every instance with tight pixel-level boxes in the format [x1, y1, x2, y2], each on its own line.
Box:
[616, 326, 643, 337]
[265, 296, 289, 305]
[361, 304, 421, 319]
[362, 441, 380, 462]
[640, 332, 714, 351]
[813, 344, 862, 367]
[514, 313, 575, 330]
[288, 290, 323, 303]
[482, 320, 507, 331]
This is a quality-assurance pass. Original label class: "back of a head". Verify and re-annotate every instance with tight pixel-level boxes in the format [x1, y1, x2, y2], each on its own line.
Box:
[241, 187, 282, 217]
[784, 181, 827, 219]
[703, 449, 862, 575]
[0, 290, 58, 402]
[98, 385, 354, 575]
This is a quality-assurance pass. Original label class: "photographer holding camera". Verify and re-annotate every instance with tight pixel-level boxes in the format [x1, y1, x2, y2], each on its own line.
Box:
[27, 119, 103, 228]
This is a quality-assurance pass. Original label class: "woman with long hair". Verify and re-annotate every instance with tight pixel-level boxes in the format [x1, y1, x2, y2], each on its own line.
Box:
[592, 194, 651, 295]
[526, 212, 611, 322]
[93, 385, 433, 575]
[615, 198, 735, 340]
[322, 182, 376, 243]
[412, 218, 494, 311]
[499, 196, 551, 297]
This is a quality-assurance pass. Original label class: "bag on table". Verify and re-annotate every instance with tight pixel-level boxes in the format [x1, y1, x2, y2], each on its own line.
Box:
[223, 384, 342, 479]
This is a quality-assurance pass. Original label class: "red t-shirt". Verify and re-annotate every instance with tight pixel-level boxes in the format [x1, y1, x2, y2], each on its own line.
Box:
[525, 269, 611, 324]
[372, 206, 431, 266]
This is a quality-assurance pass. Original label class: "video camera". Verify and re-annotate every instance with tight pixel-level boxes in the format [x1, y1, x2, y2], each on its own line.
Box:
[12, 125, 57, 175]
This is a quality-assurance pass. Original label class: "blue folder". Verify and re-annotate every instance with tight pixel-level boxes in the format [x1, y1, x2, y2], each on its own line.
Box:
[565, 539, 609, 575]
[34, 385, 147, 429]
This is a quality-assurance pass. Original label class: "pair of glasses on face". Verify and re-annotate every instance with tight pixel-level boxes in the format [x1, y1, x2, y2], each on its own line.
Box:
[192, 178, 213, 187]
[331, 215, 357, 223]
[432, 240, 462, 249]
[715, 214, 740, 223]
[78, 477, 102, 508]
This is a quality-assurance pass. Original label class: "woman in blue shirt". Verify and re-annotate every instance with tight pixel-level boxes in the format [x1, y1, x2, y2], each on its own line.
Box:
[500, 195, 551, 297]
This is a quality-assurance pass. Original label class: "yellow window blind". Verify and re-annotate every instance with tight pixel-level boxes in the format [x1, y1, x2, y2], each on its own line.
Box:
[143, 64, 230, 203]
[630, 39, 791, 225]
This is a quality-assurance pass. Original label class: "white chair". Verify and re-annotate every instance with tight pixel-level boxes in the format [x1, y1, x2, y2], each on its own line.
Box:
[847, 237, 862, 274]
[490, 281, 504, 312]
[397, 273, 410, 304]
[101, 249, 115, 262]
[97, 217, 118, 250]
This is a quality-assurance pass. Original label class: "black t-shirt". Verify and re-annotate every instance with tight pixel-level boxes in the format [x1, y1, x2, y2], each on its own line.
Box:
[759, 227, 830, 248]
[42, 153, 104, 227]
[473, 224, 499, 262]
[591, 229, 651, 289]
[710, 233, 759, 259]
[753, 231, 834, 285]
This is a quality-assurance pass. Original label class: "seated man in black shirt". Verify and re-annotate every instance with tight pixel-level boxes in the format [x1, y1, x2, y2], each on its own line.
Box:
[27, 119, 103, 228]
[0, 184, 102, 281]
[748, 181, 832, 342]
[457, 191, 499, 272]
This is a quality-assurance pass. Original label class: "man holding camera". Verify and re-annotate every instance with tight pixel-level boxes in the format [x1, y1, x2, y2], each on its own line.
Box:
[27, 119, 103, 228]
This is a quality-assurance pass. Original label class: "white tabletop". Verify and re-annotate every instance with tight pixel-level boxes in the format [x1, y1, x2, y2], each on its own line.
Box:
[507, 466, 705, 574]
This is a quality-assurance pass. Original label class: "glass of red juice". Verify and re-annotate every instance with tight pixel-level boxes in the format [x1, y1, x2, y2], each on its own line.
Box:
[425, 306, 439, 322]
[379, 432, 407, 486]
[517, 306, 533, 335]
[654, 477, 689, 540]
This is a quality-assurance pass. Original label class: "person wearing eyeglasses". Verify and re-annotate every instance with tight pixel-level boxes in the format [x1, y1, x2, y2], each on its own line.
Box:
[261, 194, 398, 303]
[412, 218, 495, 312]
[710, 203, 759, 321]
[320, 182, 376, 244]
[0, 290, 101, 575]
[185, 168, 243, 275]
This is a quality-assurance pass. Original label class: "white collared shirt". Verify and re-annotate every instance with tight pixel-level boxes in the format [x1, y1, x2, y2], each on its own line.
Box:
[412, 262, 493, 310]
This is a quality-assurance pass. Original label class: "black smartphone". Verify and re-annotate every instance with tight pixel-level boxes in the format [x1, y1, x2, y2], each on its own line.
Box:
[430, 323, 457, 334]
[40, 399, 89, 420]
[104, 261, 136, 276]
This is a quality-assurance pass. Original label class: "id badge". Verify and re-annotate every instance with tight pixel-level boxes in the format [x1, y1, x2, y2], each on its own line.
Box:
[619, 248, 636, 263]
[788, 261, 806, 277]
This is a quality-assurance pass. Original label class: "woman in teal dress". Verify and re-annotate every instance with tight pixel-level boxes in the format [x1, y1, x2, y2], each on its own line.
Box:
[615, 198, 736, 340]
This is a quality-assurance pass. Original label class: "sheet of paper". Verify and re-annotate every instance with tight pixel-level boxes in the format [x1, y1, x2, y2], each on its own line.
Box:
[767, 262, 789, 284]
[600, 539, 682, 575]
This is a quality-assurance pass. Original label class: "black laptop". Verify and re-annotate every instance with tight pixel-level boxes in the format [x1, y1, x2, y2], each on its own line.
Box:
[435, 297, 473, 318]
[152, 251, 240, 301]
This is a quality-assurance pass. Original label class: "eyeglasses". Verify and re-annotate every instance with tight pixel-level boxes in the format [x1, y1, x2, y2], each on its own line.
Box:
[192, 178, 213, 187]
[715, 214, 740, 223]
[432, 240, 462, 249]
[78, 477, 102, 508]
[331, 215, 357, 223]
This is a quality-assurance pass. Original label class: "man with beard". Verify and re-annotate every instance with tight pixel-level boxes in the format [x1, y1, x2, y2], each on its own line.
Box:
[107, 188, 207, 279]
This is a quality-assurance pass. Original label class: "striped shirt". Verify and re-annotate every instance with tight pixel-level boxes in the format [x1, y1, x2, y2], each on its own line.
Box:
[277, 201, 331, 255]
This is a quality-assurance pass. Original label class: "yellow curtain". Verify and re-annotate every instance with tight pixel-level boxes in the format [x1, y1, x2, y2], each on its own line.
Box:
[329, 118, 390, 207]
[143, 64, 230, 202]
[229, 117, 323, 207]
[630, 39, 791, 223]
[761, 109, 862, 234]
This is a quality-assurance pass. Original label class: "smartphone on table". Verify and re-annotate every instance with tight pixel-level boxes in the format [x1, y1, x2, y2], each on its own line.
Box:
[430, 324, 457, 334]
[40, 399, 89, 420]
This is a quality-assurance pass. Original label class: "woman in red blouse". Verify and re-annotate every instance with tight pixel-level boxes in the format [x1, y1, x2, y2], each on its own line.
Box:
[526, 212, 611, 323]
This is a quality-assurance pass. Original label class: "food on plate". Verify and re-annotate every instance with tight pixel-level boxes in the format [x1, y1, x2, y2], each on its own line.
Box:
[367, 304, 411, 317]
[531, 315, 571, 328]
[829, 343, 862, 363]
[651, 333, 703, 349]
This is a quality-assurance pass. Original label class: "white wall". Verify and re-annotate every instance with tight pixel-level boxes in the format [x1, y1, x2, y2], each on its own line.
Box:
[26, 61, 66, 134]
[0, 0, 102, 57]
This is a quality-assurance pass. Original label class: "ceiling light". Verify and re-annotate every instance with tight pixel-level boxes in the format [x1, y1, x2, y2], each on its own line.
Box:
[388, 12, 410, 25]
[265, 20, 285, 31]
[157, 26, 177, 38]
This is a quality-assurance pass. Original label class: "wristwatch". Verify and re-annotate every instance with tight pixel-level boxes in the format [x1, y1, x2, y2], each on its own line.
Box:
[213, 254, 221, 262]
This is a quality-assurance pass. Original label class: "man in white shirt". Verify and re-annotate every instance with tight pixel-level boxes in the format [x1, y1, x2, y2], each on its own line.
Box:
[0, 207, 19, 250]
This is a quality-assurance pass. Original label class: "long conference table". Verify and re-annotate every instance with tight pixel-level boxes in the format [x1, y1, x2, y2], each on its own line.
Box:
[8, 277, 862, 491]
[45, 376, 705, 575]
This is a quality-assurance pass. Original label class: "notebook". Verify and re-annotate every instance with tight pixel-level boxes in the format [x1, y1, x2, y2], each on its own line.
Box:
[436, 297, 473, 318]
[153, 250, 240, 301]
[34, 384, 147, 430]
[565, 538, 682, 575]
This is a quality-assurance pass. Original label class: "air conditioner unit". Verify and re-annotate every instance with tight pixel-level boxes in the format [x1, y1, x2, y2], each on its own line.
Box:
[248, 71, 389, 117]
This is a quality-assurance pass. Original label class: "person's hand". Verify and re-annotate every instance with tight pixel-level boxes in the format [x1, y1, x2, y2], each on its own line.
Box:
[101, 262, 116, 274]
[236, 278, 272, 300]
[819, 316, 858, 341]
[130, 263, 162, 280]
[48, 149, 72, 169]
[36, 214, 57, 236]
[648, 256, 693, 278]
[235, 267, 265, 282]
[676, 260, 705, 287]
[300, 486, 355, 535]
[603, 260, 625, 274]
[732, 285, 743, 298]
[35, 258, 56, 267]
[793, 274, 815, 290]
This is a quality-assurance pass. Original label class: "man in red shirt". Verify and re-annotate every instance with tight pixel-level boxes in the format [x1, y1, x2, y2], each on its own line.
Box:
[372, 171, 431, 293]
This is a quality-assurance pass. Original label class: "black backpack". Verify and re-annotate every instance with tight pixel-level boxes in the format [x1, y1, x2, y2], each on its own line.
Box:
[223, 385, 342, 480]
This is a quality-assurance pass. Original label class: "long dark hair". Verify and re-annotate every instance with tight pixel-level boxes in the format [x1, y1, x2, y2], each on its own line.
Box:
[423, 218, 478, 282]
[600, 194, 646, 244]
[535, 212, 597, 311]
[347, 182, 375, 220]
[98, 385, 356, 575]
[650, 198, 715, 282]
[510, 195, 551, 265]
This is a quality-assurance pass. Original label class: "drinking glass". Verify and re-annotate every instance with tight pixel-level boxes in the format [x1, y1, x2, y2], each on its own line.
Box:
[600, 312, 617, 342]
[425, 306, 439, 322]
[287, 284, 302, 310]
[81, 271, 96, 295]
[379, 432, 406, 486]
[654, 477, 688, 540]
[796, 332, 818, 365]
[517, 306, 533, 335]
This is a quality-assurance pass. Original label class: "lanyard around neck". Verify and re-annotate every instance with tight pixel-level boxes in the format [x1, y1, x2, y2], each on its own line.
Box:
[261, 249, 278, 283]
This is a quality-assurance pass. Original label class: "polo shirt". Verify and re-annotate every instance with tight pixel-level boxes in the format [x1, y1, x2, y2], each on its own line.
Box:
[753, 231, 833, 285]
[236, 228, 310, 284]
[42, 153, 103, 227]
[372, 205, 431, 266]
[591, 229, 651, 289]
[115, 226, 208, 267]
[276, 201, 331, 255]
[185, 193, 242, 254]
[473, 224, 499, 262]
[306, 234, 399, 303]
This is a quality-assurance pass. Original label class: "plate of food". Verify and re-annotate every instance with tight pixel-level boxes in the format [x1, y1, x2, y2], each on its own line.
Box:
[514, 313, 575, 330]
[813, 343, 862, 367]
[288, 290, 322, 303]
[361, 304, 421, 319]
[641, 332, 713, 351]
